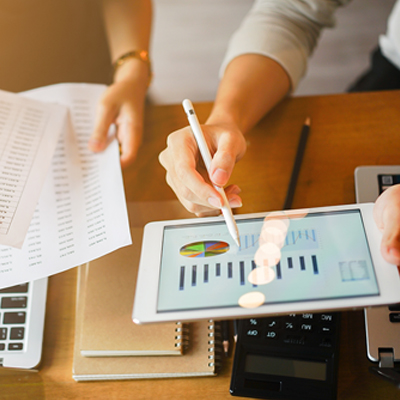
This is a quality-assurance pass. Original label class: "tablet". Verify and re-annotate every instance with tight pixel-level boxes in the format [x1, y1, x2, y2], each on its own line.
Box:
[132, 203, 400, 324]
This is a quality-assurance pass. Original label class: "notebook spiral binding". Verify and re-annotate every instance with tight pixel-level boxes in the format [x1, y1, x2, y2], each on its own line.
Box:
[207, 320, 223, 371]
[174, 322, 190, 353]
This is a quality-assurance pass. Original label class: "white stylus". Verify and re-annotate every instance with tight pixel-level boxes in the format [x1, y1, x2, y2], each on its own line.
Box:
[182, 99, 241, 247]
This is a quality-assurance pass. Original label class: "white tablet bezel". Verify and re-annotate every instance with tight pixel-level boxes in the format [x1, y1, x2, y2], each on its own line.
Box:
[132, 203, 400, 324]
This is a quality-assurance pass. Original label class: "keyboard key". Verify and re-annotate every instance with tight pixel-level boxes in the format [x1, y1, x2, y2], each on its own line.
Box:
[284, 321, 296, 330]
[0, 283, 29, 294]
[1, 297, 27, 308]
[247, 318, 261, 327]
[245, 328, 261, 338]
[0, 328, 7, 340]
[300, 323, 314, 332]
[8, 343, 23, 351]
[389, 313, 400, 323]
[10, 327, 24, 340]
[0, 344, 5, 351]
[264, 318, 281, 330]
[320, 314, 334, 323]
[3, 312, 26, 324]
[388, 303, 400, 311]
[320, 325, 334, 334]
[265, 330, 279, 340]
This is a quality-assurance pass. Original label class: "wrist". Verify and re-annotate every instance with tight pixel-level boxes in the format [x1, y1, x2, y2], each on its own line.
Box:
[112, 50, 152, 86]
[206, 107, 243, 134]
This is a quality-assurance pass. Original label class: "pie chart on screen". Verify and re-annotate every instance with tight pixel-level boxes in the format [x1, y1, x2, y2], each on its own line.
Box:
[179, 241, 230, 258]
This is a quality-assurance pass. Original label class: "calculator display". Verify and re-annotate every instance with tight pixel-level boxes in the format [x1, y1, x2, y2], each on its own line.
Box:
[157, 208, 379, 313]
[245, 354, 327, 381]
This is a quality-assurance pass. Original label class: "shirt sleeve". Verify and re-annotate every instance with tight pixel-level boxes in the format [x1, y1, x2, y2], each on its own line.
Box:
[379, 0, 400, 70]
[220, 0, 350, 91]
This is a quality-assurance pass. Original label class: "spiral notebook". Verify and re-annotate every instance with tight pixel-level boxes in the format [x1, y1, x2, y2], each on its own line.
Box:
[72, 201, 221, 381]
[73, 255, 221, 381]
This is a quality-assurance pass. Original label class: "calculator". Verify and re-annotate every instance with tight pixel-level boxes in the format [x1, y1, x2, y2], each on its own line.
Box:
[230, 312, 340, 400]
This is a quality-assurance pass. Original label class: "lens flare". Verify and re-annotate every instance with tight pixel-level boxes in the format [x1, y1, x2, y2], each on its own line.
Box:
[248, 265, 276, 285]
[264, 211, 290, 229]
[238, 291, 265, 308]
[254, 242, 281, 267]
[260, 225, 287, 248]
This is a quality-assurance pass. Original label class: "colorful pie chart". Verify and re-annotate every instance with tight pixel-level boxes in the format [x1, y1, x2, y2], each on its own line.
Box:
[179, 241, 230, 258]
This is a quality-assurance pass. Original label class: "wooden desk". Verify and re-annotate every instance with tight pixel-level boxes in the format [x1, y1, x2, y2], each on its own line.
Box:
[2, 91, 400, 399]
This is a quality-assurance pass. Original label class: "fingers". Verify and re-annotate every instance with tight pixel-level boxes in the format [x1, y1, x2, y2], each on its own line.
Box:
[89, 94, 119, 152]
[159, 123, 245, 216]
[374, 184, 400, 265]
[380, 212, 400, 265]
[88, 81, 144, 168]
[209, 130, 246, 187]
[115, 101, 143, 168]
[117, 120, 142, 168]
[159, 129, 219, 215]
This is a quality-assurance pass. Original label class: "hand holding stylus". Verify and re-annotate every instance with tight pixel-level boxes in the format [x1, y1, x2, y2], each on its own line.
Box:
[182, 99, 240, 246]
[159, 103, 246, 219]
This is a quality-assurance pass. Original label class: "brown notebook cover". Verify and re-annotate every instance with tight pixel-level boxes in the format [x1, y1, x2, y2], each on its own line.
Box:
[73, 264, 220, 381]
[79, 228, 184, 356]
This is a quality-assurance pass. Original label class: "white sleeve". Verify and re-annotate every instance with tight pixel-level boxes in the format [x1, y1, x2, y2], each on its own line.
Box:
[379, 0, 400, 70]
[220, 0, 350, 90]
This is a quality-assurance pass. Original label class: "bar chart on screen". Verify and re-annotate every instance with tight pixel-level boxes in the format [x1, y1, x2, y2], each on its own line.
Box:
[177, 228, 322, 292]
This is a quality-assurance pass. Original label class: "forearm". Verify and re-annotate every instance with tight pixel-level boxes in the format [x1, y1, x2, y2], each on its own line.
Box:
[102, 0, 152, 82]
[89, 0, 152, 167]
[207, 54, 290, 134]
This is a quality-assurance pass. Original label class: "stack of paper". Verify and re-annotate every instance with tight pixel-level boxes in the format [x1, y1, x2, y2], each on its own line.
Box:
[0, 83, 131, 289]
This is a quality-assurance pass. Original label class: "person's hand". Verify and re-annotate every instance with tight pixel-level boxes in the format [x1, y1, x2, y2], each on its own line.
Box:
[88, 61, 148, 169]
[159, 121, 247, 217]
[373, 184, 400, 265]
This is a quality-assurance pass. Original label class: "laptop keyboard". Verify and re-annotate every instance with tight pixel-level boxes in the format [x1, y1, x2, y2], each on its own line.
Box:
[0, 283, 29, 353]
[388, 303, 400, 323]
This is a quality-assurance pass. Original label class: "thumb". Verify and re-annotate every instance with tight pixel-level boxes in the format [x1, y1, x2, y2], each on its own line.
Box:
[374, 185, 400, 264]
[380, 203, 400, 265]
[209, 133, 244, 187]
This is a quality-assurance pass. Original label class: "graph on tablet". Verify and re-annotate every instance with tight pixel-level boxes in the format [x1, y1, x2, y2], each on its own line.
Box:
[157, 210, 379, 313]
[179, 241, 230, 257]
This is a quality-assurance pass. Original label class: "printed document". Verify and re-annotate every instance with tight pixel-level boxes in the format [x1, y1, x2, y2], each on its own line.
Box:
[0, 90, 68, 248]
[0, 83, 132, 289]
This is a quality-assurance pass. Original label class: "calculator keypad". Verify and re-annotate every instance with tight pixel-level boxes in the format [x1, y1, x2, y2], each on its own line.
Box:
[242, 312, 338, 349]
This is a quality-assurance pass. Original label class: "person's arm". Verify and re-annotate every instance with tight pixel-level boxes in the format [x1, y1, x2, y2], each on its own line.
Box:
[89, 0, 152, 168]
[374, 184, 400, 265]
[159, 54, 290, 216]
[159, 0, 347, 216]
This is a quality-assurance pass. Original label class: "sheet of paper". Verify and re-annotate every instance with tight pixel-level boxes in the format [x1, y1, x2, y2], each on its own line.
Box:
[0, 83, 132, 289]
[0, 90, 68, 248]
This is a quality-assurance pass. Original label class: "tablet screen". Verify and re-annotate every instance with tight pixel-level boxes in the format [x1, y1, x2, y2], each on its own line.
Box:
[157, 209, 379, 312]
